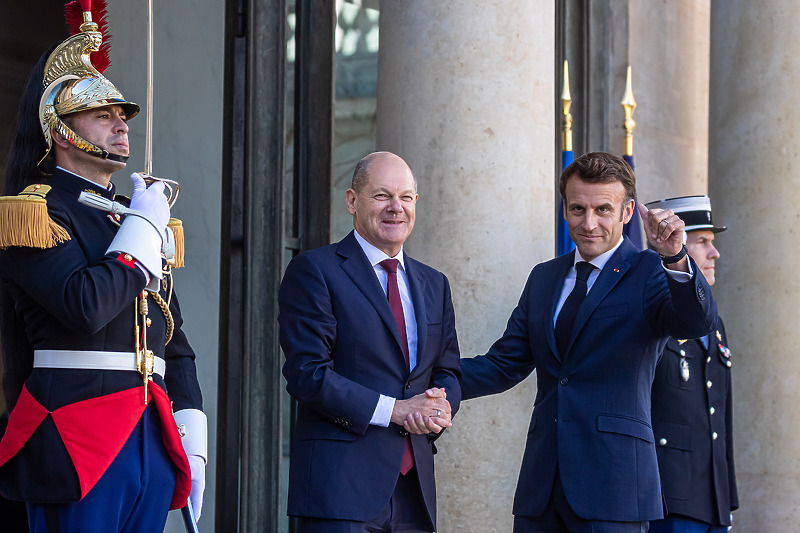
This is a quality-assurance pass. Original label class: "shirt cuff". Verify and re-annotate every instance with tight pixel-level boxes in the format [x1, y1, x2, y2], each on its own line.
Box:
[370, 394, 395, 427]
[661, 259, 694, 281]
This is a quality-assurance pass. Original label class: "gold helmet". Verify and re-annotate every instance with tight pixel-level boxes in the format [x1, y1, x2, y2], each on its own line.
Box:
[39, 0, 139, 164]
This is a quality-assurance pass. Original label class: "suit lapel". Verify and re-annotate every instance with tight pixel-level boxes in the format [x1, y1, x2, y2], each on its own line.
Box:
[547, 253, 576, 362]
[405, 257, 428, 376]
[563, 238, 637, 360]
[337, 233, 406, 353]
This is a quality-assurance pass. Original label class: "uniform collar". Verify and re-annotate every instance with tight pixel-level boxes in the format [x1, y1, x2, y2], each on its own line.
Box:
[51, 167, 116, 200]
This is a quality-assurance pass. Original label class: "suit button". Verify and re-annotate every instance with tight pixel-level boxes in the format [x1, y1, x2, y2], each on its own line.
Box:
[712, 432, 718, 440]
[707, 356, 712, 363]
[399, 429, 409, 437]
[706, 380, 712, 388]
[659, 438, 667, 446]
[679, 349, 686, 356]
[710, 406, 716, 415]
[406, 383, 411, 389]
[726, 360, 732, 367]
[559, 377, 569, 386]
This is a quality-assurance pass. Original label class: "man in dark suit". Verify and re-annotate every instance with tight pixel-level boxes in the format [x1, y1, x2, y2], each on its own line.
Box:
[279, 151, 462, 533]
[646, 196, 738, 533]
[460, 152, 718, 532]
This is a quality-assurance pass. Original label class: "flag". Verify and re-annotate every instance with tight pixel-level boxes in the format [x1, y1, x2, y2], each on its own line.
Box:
[557, 150, 575, 256]
[558, 60, 576, 256]
[621, 66, 644, 250]
[622, 154, 644, 250]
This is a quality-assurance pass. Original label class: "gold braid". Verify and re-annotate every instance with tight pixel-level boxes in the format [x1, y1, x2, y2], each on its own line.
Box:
[151, 291, 174, 345]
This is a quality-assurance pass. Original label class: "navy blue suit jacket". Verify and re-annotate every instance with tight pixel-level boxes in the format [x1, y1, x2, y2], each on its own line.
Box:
[461, 237, 717, 522]
[279, 231, 461, 526]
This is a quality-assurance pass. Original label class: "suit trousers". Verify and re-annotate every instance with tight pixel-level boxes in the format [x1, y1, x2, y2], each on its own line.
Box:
[296, 467, 431, 533]
[26, 405, 176, 533]
[513, 468, 649, 533]
[649, 516, 727, 533]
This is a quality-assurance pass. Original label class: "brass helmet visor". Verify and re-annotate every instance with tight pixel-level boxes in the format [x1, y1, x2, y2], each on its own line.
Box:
[54, 77, 139, 120]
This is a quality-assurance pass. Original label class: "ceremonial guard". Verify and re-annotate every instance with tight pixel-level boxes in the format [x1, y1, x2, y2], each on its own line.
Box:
[646, 196, 738, 533]
[0, 1, 206, 531]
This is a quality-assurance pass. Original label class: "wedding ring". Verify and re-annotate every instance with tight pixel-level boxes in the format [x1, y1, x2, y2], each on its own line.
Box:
[436, 409, 442, 417]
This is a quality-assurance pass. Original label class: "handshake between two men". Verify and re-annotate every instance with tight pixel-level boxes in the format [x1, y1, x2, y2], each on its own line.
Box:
[391, 387, 453, 435]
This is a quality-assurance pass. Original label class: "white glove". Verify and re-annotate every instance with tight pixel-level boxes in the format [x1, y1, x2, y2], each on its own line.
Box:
[174, 409, 208, 521]
[107, 173, 171, 283]
[129, 172, 170, 231]
[187, 454, 206, 520]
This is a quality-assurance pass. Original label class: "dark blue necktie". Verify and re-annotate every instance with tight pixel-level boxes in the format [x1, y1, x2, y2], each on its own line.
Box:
[555, 261, 596, 356]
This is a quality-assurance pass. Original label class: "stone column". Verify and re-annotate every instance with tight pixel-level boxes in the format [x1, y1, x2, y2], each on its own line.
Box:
[628, 0, 711, 203]
[377, 2, 554, 531]
[708, 1, 800, 530]
[562, 0, 710, 204]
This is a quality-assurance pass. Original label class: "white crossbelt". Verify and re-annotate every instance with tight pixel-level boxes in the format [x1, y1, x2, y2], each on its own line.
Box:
[33, 350, 165, 378]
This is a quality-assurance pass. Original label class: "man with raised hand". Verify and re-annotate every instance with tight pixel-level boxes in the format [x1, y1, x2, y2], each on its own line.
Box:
[460, 152, 717, 532]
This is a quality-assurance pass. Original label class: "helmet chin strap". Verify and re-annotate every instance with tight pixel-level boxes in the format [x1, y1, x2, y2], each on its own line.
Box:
[102, 152, 129, 164]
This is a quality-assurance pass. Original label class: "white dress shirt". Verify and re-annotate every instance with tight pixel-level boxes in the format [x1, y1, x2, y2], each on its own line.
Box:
[353, 230, 418, 427]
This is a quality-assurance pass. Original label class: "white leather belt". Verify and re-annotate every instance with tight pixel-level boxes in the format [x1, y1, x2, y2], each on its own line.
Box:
[33, 350, 165, 378]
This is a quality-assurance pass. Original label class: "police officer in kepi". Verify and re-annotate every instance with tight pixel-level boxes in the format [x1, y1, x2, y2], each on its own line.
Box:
[0, 1, 206, 531]
[645, 195, 737, 533]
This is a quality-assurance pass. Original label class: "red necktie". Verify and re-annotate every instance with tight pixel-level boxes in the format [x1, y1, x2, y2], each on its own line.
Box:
[379, 258, 414, 475]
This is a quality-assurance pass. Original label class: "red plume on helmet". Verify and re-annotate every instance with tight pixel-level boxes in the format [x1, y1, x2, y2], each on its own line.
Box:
[64, 0, 111, 73]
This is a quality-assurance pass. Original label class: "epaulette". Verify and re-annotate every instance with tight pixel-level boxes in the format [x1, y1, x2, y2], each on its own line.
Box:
[112, 195, 185, 269]
[0, 184, 70, 249]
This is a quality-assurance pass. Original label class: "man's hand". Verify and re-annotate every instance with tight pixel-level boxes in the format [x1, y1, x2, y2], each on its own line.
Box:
[637, 203, 689, 271]
[187, 454, 206, 520]
[391, 387, 452, 435]
[129, 172, 170, 231]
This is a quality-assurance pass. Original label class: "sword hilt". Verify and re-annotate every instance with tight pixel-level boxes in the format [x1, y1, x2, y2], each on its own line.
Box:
[141, 173, 180, 208]
[78, 192, 127, 215]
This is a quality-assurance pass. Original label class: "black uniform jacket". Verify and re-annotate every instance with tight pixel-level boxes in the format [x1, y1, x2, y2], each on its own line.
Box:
[0, 168, 202, 507]
[651, 318, 738, 526]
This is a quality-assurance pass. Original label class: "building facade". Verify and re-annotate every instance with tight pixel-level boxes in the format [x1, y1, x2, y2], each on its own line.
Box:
[0, 1, 793, 531]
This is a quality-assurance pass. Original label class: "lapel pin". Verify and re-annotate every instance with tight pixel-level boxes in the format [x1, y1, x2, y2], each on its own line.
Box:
[613, 268, 619, 273]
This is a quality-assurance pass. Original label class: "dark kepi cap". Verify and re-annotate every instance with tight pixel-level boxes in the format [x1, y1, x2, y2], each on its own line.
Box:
[644, 195, 726, 233]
